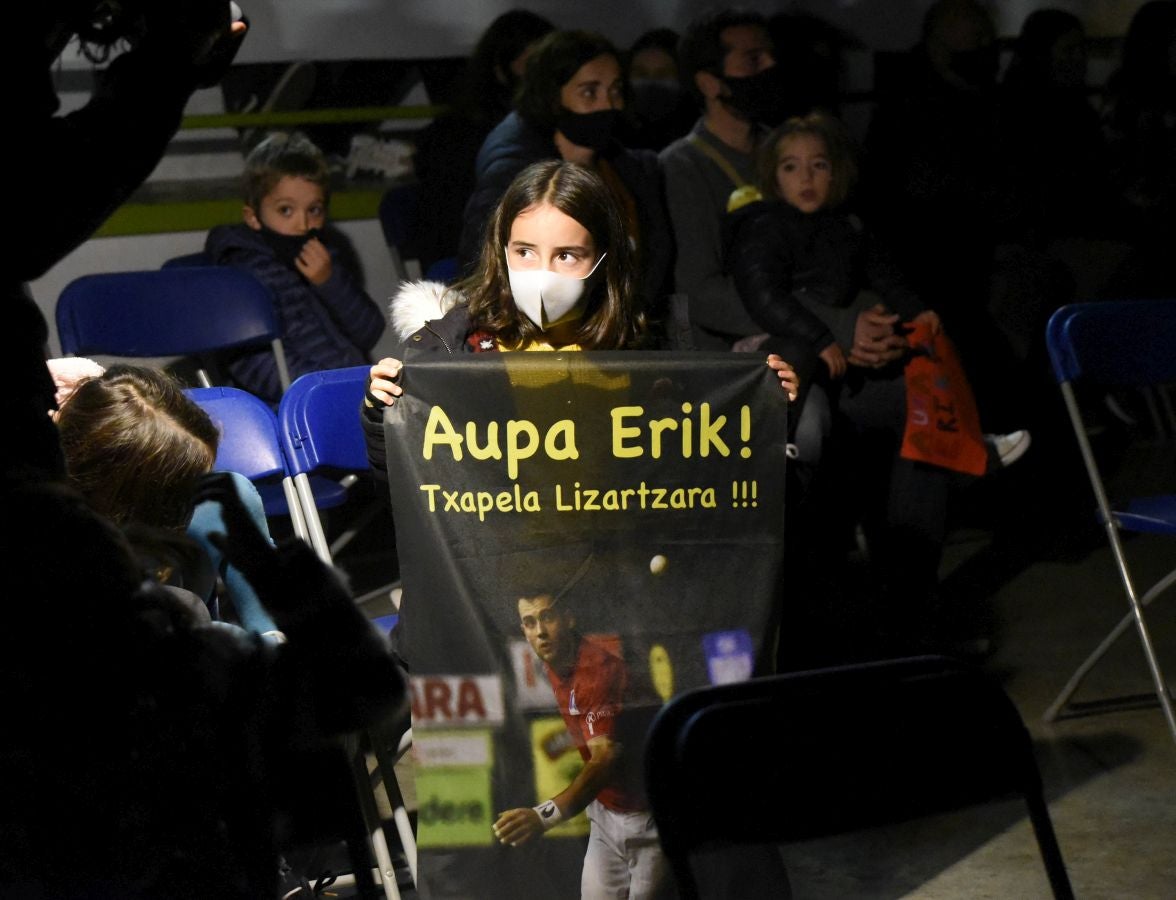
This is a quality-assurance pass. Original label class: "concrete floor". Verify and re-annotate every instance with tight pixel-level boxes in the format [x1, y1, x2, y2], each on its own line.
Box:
[778, 435, 1176, 900]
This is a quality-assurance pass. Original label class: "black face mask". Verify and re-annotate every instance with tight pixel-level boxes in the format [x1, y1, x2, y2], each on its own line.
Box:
[631, 79, 685, 122]
[257, 225, 322, 270]
[556, 108, 620, 153]
[721, 65, 793, 127]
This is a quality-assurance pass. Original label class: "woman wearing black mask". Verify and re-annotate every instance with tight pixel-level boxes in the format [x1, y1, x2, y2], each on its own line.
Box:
[457, 30, 673, 332]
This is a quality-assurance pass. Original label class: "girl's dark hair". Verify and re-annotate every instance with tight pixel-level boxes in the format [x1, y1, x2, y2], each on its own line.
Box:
[757, 112, 858, 209]
[461, 160, 644, 350]
[515, 30, 624, 133]
[241, 131, 331, 211]
[57, 365, 219, 532]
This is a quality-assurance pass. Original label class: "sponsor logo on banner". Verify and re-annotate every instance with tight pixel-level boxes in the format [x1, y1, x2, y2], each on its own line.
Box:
[703, 629, 754, 685]
[416, 731, 493, 768]
[411, 675, 504, 728]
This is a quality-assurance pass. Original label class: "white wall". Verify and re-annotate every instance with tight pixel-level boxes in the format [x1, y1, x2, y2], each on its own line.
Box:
[224, 0, 1148, 62]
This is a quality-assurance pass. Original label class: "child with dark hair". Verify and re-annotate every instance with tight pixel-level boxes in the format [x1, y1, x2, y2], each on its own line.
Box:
[55, 363, 282, 635]
[728, 112, 1028, 651]
[206, 131, 385, 405]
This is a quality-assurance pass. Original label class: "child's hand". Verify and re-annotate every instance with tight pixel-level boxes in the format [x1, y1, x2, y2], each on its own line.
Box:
[766, 354, 800, 402]
[366, 358, 404, 408]
[296, 237, 333, 286]
[47, 357, 105, 414]
[912, 309, 942, 337]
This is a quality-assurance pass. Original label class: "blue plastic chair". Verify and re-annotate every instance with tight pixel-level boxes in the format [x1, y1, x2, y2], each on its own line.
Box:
[276, 367, 381, 563]
[1044, 300, 1176, 744]
[279, 367, 414, 893]
[56, 267, 290, 391]
[185, 386, 307, 530]
[423, 256, 458, 284]
[190, 383, 409, 898]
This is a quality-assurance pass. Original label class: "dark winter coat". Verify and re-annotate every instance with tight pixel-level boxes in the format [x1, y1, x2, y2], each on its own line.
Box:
[727, 200, 924, 353]
[205, 224, 385, 404]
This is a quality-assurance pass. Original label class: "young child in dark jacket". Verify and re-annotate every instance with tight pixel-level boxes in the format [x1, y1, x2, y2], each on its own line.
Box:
[206, 131, 385, 405]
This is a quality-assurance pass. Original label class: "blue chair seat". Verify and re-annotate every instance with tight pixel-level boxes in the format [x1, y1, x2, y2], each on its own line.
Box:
[1112, 495, 1176, 536]
[1044, 300, 1176, 744]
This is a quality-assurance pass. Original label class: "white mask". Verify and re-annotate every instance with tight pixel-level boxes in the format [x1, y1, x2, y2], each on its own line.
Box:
[506, 253, 607, 330]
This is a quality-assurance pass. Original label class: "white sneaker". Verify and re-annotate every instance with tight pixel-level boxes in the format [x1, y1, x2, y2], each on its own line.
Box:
[986, 429, 1031, 468]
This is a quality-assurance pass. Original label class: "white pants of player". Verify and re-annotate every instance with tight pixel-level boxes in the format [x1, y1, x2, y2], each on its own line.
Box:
[581, 800, 676, 899]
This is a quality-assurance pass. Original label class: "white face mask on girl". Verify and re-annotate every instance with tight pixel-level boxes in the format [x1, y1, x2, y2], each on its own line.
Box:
[506, 253, 608, 330]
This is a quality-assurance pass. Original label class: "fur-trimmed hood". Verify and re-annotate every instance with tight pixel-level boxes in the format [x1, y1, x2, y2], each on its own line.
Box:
[387, 280, 463, 342]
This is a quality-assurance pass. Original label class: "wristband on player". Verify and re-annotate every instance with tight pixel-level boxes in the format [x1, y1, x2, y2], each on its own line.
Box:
[533, 799, 563, 831]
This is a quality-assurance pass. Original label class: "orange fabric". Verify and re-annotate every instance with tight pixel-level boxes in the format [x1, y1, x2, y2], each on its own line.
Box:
[901, 320, 988, 476]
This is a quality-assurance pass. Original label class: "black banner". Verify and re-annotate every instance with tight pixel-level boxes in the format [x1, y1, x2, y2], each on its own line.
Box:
[384, 351, 788, 899]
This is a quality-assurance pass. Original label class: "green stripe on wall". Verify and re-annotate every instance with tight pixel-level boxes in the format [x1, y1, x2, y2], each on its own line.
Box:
[93, 188, 387, 237]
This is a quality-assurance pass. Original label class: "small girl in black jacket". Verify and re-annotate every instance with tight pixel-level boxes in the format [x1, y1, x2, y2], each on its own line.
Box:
[727, 112, 1028, 648]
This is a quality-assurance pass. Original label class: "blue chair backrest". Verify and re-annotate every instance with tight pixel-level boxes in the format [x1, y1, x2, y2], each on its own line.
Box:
[57, 267, 280, 358]
[279, 367, 372, 477]
[377, 182, 421, 254]
[1046, 300, 1176, 387]
[186, 386, 287, 482]
[424, 256, 458, 284]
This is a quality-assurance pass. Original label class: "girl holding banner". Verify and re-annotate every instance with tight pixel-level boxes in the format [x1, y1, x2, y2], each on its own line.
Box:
[364, 159, 799, 899]
[363, 160, 799, 471]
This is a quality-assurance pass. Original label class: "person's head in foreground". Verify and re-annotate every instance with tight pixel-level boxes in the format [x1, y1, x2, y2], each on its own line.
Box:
[55, 364, 218, 533]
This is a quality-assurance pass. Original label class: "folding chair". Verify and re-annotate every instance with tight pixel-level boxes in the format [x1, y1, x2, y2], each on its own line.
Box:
[645, 656, 1074, 900]
[277, 367, 416, 894]
[56, 267, 290, 391]
[185, 386, 308, 535]
[187, 384, 408, 900]
[277, 367, 395, 586]
[1043, 300, 1176, 743]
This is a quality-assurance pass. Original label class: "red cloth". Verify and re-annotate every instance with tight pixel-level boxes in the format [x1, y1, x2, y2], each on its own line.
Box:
[545, 634, 643, 813]
[901, 320, 988, 476]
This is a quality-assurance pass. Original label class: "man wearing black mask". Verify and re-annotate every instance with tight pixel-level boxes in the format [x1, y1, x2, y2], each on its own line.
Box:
[660, 8, 798, 352]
